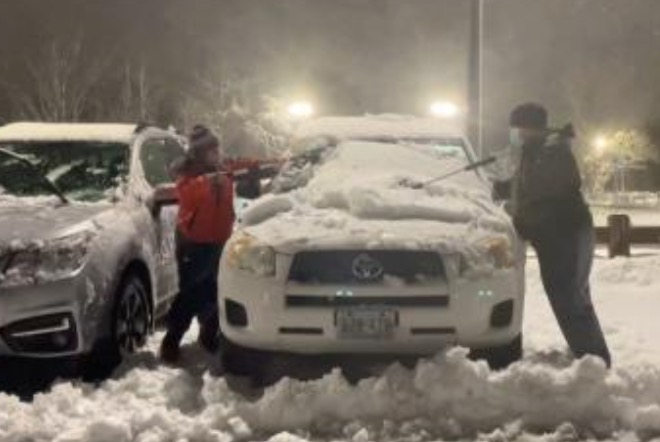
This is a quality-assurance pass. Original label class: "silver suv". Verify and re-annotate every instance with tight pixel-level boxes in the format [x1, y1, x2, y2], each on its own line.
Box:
[0, 123, 184, 371]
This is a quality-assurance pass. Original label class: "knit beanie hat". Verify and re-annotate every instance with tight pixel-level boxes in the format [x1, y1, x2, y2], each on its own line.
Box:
[509, 103, 548, 130]
[188, 124, 220, 159]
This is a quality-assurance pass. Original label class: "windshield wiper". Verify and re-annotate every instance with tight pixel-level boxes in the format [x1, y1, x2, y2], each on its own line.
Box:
[0, 148, 69, 204]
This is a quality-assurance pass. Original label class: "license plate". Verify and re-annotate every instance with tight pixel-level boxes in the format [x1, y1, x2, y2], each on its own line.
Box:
[335, 307, 398, 339]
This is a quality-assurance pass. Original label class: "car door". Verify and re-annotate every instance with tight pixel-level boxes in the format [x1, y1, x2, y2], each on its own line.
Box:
[138, 136, 185, 313]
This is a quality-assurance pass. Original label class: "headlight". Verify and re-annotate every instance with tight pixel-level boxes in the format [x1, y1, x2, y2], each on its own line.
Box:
[0, 230, 96, 287]
[226, 232, 276, 277]
[480, 237, 514, 269]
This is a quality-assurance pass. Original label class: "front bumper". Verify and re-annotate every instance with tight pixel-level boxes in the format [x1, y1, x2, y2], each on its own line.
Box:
[219, 265, 524, 356]
[0, 277, 86, 358]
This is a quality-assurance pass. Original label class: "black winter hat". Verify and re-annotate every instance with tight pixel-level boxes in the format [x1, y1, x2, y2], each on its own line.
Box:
[509, 103, 548, 130]
[188, 124, 220, 158]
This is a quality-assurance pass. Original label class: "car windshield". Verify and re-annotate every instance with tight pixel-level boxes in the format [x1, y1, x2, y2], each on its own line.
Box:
[273, 136, 469, 194]
[385, 137, 469, 162]
[0, 141, 129, 202]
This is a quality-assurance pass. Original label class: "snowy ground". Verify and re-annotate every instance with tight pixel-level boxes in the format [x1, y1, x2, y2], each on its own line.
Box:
[1, 250, 660, 442]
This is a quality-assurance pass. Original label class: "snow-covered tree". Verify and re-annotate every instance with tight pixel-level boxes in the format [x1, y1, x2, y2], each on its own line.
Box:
[583, 129, 657, 194]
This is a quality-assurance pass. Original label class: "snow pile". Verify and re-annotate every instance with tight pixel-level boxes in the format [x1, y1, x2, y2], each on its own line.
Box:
[2, 254, 660, 441]
[294, 115, 465, 142]
[243, 141, 513, 274]
[1, 350, 660, 441]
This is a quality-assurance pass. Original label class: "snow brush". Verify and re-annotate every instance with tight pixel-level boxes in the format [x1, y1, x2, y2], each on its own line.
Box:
[399, 156, 497, 190]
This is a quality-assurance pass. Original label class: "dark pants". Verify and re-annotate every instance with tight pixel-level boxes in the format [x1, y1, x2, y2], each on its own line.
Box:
[531, 225, 612, 367]
[163, 237, 223, 346]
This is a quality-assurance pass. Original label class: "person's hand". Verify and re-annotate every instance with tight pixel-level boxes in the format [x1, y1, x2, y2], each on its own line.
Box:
[207, 171, 229, 189]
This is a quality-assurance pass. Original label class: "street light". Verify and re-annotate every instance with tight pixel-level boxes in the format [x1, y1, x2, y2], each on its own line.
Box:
[287, 101, 314, 119]
[429, 101, 460, 119]
[593, 135, 609, 154]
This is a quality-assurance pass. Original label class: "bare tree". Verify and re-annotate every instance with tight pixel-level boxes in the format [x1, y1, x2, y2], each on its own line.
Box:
[117, 61, 154, 122]
[4, 33, 110, 121]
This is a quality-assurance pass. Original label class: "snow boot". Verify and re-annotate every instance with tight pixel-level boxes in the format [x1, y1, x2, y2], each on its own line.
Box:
[159, 335, 181, 364]
[198, 325, 220, 354]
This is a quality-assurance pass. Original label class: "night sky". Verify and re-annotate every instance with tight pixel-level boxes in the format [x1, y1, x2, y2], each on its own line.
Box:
[0, 0, 658, 150]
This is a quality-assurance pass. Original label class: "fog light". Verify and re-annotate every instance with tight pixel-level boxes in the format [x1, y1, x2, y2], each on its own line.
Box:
[225, 299, 248, 327]
[51, 332, 71, 348]
[490, 300, 514, 328]
[1, 313, 78, 353]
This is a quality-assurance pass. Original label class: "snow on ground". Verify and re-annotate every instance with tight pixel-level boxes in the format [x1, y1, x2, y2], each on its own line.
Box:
[1, 251, 660, 442]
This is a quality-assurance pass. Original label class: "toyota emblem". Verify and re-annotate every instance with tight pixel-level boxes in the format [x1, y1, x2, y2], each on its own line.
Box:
[352, 253, 384, 281]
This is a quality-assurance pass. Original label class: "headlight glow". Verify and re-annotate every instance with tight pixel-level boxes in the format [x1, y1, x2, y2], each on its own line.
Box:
[0, 230, 96, 287]
[227, 233, 276, 277]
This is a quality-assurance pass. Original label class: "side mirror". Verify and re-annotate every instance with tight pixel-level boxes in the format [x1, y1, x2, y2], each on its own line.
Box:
[150, 183, 178, 216]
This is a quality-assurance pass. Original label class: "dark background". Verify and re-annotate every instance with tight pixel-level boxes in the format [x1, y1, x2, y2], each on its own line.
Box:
[0, 0, 659, 154]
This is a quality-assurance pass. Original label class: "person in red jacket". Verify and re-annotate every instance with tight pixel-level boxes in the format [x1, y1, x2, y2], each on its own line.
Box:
[159, 125, 239, 363]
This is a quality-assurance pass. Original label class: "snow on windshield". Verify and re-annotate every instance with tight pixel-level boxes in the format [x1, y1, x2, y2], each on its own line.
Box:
[0, 142, 129, 203]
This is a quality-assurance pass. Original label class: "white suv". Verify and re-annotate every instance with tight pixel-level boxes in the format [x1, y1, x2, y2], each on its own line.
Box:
[217, 116, 525, 381]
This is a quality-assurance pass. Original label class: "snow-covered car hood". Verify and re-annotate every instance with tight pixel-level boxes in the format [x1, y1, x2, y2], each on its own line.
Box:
[239, 141, 516, 271]
[0, 196, 110, 245]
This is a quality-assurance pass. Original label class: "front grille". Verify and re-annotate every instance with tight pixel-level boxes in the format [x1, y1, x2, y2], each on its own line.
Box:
[286, 295, 449, 308]
[288, 250, 446, 285]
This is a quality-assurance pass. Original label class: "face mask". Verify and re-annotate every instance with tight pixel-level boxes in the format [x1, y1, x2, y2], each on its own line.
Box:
[509, 128, 524, 148]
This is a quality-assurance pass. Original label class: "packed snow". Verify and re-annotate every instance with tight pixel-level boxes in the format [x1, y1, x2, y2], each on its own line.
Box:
[0, 123, 139, 143]
[244, 140, 514, 275]
[1, 250, 660, 442]
[294, 115, 466, 143]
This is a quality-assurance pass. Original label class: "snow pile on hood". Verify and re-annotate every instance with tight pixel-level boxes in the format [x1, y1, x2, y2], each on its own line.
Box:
[1, 253, 660, 441]
[242, 141, 512, 272]
[294, 115, 465, 142]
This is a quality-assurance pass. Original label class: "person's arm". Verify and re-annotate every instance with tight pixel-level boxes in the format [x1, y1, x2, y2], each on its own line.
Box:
[225, 158, 283, 181]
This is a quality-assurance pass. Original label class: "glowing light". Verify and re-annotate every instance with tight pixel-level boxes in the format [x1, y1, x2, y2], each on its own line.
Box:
[429, 101, 460, 119]
[287, 101, 314, 119]
[594, 135, 609, 153]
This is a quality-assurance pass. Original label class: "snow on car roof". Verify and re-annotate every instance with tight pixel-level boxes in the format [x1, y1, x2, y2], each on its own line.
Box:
[295, 114, 467, 140]
[0, 122, 139, 143]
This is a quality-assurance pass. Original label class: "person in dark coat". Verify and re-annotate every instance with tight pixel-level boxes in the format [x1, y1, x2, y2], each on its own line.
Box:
[508, 103, 611, 367]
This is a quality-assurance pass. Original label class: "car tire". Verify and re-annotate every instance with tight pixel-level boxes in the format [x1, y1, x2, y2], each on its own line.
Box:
[219, 334, 271, 387]
[83, 273, 151, 381]
[470, 334, 522, 370]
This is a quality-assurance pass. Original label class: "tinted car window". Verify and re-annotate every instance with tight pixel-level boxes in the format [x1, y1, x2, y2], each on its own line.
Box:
[140, 138, 185, 186]
[0, 141, 129, 202]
